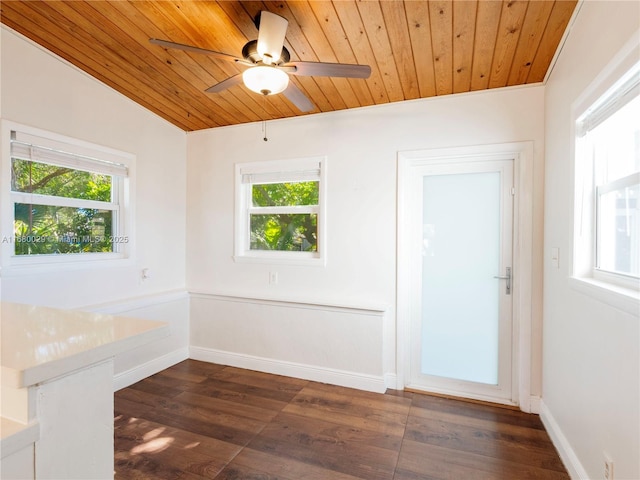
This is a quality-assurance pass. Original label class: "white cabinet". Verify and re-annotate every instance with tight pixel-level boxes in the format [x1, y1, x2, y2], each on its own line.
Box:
[1, 417, 38, 479]
[1, 303, 168, 480]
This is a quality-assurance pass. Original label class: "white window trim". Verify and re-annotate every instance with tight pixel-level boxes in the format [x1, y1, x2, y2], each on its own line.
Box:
[0, 120, 135, 275]
[234, 156, 326, 266]
[570, 34, 640, 315]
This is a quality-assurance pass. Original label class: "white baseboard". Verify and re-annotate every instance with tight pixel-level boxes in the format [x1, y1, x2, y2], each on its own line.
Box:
[113, 347, 189, 391]
[539, 400, 589, 479]
[189, 346, 386, 394]
[384, 373, 398, 391]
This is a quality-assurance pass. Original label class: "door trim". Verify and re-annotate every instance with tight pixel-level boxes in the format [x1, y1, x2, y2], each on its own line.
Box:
[397, 142, 535, 412]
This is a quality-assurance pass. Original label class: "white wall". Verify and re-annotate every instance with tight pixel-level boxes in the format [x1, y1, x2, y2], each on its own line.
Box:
[0, 27, 189, 384]
[187, 85, 545, 393]
[542, 2, 640, 479]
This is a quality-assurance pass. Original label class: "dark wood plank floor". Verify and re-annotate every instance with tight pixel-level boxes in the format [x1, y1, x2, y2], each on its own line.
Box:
[114, 360, 569, 479]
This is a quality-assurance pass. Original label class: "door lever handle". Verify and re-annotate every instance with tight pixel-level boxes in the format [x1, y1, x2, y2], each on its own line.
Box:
[493, 267, 511, 295]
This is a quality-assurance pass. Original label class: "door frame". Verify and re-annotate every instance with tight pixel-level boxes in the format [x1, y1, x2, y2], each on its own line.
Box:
[397, 142, 535, 412]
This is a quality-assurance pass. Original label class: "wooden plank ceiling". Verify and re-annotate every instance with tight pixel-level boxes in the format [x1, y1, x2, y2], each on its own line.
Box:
[1, 1, 578, 132]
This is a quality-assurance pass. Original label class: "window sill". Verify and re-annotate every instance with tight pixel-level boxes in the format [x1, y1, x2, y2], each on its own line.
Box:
[568, 276, 639, 316]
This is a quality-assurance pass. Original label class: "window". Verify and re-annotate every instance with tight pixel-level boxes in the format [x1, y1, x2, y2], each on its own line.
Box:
[574, 61, 640, 291]
[2, 126, 132, 266]
[235, 157, 325, 264]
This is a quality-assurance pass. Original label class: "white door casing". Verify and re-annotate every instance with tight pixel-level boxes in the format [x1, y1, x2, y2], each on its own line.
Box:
[397, 142, 535, 412]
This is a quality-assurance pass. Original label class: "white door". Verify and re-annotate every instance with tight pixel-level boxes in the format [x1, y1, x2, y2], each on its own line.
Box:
[407, 158, 515, 405]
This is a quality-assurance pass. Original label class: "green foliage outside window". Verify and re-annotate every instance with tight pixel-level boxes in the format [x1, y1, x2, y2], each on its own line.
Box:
[252, 181, 318, 207]
[250, 181, 319, 252]
[11, 159, 115, 255]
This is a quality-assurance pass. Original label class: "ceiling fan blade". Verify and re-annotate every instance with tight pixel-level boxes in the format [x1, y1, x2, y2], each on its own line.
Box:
[205, 74, 244, 93]
[285, 61, 371, 79]
[149, 38, 251, 65]
[257, 11, 288, 64]
[282, 81, 314, 113]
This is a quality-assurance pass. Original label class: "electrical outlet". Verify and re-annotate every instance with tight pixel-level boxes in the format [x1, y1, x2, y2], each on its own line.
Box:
[269, 271, 278, 285]
[604, 453, 614, 480]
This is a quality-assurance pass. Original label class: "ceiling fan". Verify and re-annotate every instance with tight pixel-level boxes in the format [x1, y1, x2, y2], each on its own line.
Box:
[150, 11, 371, 113]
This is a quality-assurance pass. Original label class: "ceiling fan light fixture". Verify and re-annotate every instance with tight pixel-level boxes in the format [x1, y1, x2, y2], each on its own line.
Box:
[242, 66, 289, 95]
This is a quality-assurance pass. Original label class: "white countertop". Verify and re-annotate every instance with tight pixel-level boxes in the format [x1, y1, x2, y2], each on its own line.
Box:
[1, 302, 169, 388]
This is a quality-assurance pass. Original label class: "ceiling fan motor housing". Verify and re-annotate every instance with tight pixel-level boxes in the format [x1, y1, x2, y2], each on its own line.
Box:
[242, 39, 290, 65]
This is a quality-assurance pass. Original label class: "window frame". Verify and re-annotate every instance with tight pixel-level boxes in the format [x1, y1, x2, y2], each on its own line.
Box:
[234, 156, 326, 266]
[570, 47, 640, 312]
[1, 121, 135, 272]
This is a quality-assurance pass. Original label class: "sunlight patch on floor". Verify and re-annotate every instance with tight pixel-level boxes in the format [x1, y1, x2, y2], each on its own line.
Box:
[130, 436, 175, 455]
[142, 426, 166, 441]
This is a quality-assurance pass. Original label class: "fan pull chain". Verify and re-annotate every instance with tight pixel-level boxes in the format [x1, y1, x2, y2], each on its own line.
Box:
[262, 95, 268, 142]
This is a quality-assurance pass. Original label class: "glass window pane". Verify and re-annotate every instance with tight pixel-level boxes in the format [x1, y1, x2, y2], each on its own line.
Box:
[252, 181, 318, 207]
[13, 203, 115, 255]
[250, 213, 317, 251]
[598, 184, 640, 276]
[591, 95, 640, 185]
[11, 159, 112, 201]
